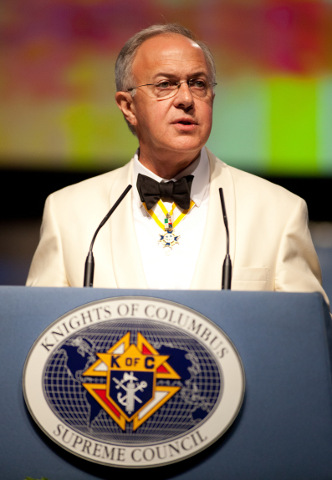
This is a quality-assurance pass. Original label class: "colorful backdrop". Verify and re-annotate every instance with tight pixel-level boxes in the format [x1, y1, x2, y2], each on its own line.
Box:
[1, 0, 331, 176]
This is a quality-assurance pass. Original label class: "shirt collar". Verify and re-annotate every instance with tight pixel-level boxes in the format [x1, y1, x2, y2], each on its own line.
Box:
[132, 147, 210, 208]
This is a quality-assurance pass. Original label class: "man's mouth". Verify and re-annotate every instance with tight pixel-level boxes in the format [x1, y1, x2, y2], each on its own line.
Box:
[173, 119, 197, 126]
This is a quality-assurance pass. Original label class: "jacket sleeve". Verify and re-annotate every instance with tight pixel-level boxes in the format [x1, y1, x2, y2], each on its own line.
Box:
[274, 196, 329, 306]
[26, 194, 69, 287]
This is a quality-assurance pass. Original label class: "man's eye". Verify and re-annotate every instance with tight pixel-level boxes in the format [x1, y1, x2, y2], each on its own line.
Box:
[190, 79, 206, 89]
[156, 81, 173, 89]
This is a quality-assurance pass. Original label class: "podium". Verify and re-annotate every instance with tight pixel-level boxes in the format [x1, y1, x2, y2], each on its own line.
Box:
[1, 286, 332, 480]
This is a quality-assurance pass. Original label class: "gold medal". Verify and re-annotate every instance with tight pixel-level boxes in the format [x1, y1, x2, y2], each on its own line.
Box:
[160, 213, 180, 248]
[142, 199, 195, 249]
[159, 230, 180, 248]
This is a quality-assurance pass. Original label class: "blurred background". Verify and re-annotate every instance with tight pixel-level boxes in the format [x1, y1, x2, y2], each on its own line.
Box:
[1, 0, 332, 299]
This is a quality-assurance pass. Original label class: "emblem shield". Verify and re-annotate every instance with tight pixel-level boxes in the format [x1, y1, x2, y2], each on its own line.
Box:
[109, 370, 154, 419]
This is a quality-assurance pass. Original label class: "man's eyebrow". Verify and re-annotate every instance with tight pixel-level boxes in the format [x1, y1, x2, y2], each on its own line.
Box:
[152, 73, 178, 80]
[152, 71, 209, 80]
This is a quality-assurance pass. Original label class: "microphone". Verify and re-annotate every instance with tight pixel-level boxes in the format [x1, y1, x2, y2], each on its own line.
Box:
[219, 188, 232, 290]
[83, 185, 132, 287]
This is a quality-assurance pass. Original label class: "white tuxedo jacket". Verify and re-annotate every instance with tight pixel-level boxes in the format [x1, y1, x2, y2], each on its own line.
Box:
[26, 149, 328, 303]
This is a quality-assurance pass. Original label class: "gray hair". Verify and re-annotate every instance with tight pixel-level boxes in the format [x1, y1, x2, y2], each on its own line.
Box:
[115, 24, 216, 134]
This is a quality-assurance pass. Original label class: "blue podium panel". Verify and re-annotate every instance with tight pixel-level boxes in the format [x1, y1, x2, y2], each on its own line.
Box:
[1, 287, 332, 480]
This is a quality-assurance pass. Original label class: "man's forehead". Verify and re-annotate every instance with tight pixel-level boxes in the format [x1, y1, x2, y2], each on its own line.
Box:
[139, 32, 200, 49]
[132, 33, 208, 73]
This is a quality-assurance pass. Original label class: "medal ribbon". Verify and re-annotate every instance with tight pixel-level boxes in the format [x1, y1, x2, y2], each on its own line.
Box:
[143, 199, 195, 230]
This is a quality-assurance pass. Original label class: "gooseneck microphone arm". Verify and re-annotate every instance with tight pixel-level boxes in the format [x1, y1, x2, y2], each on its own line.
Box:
[219, 188, 232, 290]
[83, 185, 132, 287]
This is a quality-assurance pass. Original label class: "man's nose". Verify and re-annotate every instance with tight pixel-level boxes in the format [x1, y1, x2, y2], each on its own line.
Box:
[173, 81, 194, 107]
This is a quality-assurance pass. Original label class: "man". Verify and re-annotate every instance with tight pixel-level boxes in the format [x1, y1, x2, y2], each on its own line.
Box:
[26, 24, 329, 304]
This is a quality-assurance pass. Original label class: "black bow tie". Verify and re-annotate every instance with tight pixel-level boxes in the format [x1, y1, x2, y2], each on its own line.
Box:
[136, 173, 194, 210]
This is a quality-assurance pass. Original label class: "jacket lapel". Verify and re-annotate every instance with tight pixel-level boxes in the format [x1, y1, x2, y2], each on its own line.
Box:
[191, 149, 236, 290]
[108, 161, 148, 288]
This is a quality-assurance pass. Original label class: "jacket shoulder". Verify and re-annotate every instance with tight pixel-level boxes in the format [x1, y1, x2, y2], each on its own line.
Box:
[51, 162, 131, 199]
[42, 162, 132, 223]
[207, 149, 303, 206]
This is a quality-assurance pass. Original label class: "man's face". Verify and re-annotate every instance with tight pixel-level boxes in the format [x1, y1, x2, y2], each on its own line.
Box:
[122, 33, 214, 172]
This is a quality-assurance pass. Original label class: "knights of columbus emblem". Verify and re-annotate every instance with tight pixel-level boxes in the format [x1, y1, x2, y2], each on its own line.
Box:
[82, 332, 181, 431]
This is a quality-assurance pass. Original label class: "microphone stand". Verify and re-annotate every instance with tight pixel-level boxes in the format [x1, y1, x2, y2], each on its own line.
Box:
[83, 185, 132, 287]
[219, 188, 232, 290]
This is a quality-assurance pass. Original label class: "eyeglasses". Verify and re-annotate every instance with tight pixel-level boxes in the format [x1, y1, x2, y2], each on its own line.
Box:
[127, 79, 217, 100]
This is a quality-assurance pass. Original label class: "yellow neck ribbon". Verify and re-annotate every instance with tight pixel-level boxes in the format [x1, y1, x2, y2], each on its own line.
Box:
[143, 199, 195, 231]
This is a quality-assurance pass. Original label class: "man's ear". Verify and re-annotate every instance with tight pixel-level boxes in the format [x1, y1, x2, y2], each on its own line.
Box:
[115, 91, 137, 127]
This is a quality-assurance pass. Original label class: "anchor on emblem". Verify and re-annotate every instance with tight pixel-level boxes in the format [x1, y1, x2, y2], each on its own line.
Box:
[113, 372, 148, 415]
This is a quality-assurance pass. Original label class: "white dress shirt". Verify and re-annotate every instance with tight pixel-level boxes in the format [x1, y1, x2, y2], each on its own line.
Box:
[132, 147, 210, 289]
